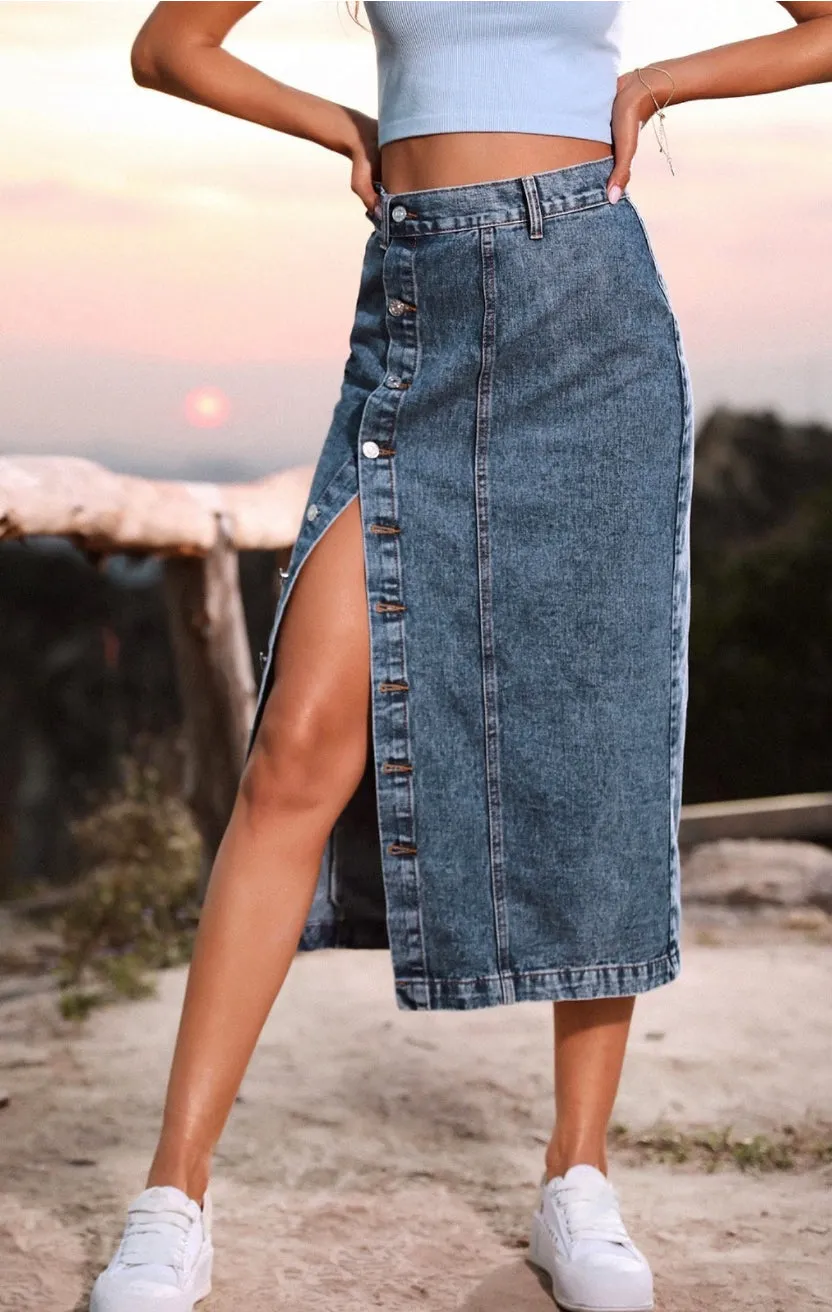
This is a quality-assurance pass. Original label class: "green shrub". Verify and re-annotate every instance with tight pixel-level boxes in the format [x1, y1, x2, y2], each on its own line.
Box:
[686, 479, 832, 802]
[57, 757, 202, 1015]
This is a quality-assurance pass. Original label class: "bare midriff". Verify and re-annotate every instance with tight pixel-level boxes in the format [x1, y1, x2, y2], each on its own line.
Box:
[379, 132, 613, 194]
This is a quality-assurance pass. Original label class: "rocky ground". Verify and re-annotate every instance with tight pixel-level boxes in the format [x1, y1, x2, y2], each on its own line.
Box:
[0, 839, 830, 1312]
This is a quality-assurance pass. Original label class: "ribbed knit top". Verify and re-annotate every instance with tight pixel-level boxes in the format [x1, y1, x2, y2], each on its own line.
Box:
[363, 1, 625, 148]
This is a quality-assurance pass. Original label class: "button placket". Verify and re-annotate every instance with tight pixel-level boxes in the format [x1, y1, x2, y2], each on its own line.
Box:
[359, 228, 422, 918]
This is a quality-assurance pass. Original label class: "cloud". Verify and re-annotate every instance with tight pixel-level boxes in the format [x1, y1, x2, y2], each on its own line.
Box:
[0, 176, 266, 227]
[0, 179, 161, 225]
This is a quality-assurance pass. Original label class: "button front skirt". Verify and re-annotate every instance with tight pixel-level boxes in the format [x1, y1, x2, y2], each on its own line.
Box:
[249, 160, 695, 1011]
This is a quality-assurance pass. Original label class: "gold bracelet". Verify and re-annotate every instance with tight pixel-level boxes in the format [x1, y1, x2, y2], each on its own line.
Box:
[635, 65, 676, 176]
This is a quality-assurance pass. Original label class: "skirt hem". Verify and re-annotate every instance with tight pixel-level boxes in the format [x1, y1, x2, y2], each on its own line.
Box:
[393, 946, 681, 1011]
[298, 920, 680, 1012]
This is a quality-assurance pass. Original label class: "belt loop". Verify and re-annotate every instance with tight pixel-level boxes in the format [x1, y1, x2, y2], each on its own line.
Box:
[520, 175, 544, 240]
[380, 191, 392, 248]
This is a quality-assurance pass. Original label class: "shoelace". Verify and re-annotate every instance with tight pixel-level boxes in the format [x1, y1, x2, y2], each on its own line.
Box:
[119, 1205, 194, 1271]
[553, 1182, 631, 1246]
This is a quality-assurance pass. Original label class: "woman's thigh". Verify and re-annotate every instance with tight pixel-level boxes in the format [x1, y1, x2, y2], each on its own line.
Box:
[245, 496, 370, 804]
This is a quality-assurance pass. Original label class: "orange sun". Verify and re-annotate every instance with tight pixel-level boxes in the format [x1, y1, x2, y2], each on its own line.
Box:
[183, 386, 231, 428]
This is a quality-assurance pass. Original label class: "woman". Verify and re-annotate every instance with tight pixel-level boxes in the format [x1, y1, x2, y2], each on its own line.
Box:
[92, 4, 832, 1310]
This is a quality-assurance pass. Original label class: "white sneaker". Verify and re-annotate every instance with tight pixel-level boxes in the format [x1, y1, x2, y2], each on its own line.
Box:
[528, 1164, 653, 1312]
[90, 1185, 213, 1312]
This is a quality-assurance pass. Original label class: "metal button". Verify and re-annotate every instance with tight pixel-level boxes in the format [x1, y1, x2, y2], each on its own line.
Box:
[386, 375, 404, 389]
[362, 440, 380, 460]
[306, 503, 319, 522]
[387, 299, 407, 317]
[391, 204, 407, 222]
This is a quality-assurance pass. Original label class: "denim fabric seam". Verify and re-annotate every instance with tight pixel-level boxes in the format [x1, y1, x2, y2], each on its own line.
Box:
[621, 193, 693, 960]
[382, 198, 611, 241]
[666, 343, 694, 957]
[387, 378, 430, 985]
[397, 946, 679, 988]
[541, 198, 611, 224]
[402, 236, 430, 982]
[475, 223, 513, 1001]
[621, 195, 675, 317]
[410, 234, 425, 381]
[374, 235, 430, 985]
[382, 277, 413, 457]
[359, 417, 398, 960]
[394, 944, 681, 1010]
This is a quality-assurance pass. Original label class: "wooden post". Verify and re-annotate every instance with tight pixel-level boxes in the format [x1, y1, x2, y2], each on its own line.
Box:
[163, 515, 256, 890]
[0, 456, 313, 890]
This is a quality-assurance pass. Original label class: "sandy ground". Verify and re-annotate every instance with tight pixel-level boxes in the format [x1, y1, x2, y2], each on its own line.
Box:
[1, 921, 830, 1312]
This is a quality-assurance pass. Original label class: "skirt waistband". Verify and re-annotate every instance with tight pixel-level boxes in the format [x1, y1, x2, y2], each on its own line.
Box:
[368, 153, 616, 243]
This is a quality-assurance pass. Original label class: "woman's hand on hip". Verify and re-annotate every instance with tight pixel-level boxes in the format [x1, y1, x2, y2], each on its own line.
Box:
[606, 68, 668, 203]
[343, 108, 381, 214]
[606, 1, 832, 203]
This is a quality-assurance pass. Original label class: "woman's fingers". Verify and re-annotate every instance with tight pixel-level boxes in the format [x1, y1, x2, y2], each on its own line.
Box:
[607, 70, 650, 203]
[351, 153, 377, 214]
[607, 104, 638, 202]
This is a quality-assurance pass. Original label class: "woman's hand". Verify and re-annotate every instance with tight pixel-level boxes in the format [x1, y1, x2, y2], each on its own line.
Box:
[343, 108, 382, 214]
[606, 68, 670, 204]
[131, 4, 383, 212]
[605, 3, 832, 202]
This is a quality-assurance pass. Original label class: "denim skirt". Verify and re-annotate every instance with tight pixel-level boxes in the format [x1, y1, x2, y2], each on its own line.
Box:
[250, 154, 695, 1011]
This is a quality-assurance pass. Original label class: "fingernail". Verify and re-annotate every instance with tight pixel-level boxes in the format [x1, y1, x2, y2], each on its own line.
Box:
[608, 183, 622, 205]
[373, 200, 382, 218]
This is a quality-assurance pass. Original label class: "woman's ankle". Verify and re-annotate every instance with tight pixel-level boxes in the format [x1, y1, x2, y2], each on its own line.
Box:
[146, 1146, 211, 1206]
[544, 1133, 608, 1182]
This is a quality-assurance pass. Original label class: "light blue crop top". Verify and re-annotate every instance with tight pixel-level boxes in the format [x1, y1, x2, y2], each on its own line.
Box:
[364, 1, 625, 149]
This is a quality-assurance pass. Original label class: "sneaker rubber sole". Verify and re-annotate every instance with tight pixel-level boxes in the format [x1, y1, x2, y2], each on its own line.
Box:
[528, 1212, 654, 1312]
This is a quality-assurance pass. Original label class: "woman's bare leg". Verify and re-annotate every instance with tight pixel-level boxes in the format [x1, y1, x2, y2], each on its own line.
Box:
[545, 997, 635, 1180]
[147, 497, 369, 1202]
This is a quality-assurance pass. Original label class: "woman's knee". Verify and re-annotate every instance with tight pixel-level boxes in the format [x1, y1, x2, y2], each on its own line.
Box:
[239, 703, 368, 821]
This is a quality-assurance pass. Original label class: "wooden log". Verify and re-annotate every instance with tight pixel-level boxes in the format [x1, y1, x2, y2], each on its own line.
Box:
[0, 455, 314, 554]
[163, 516, 256, 887]
[679, 791, 832, 847]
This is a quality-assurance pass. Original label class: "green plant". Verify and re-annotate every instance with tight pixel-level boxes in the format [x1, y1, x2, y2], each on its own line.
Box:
[608, 1121, 832, 1172]
[56, 757, 202, 1016]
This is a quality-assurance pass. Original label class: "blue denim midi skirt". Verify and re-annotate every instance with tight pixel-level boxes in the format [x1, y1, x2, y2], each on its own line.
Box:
[250, 154, 695, 1011]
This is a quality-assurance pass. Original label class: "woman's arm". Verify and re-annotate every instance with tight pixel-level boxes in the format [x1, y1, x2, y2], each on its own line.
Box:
[607, 1, 832, 200]
[130, 2, 379, 210]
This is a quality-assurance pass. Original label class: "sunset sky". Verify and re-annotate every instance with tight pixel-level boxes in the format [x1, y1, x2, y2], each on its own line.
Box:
[1, 0, 830, 479]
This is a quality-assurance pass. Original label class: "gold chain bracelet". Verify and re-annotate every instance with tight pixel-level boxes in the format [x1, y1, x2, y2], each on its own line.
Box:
[635, 65, 676, 176]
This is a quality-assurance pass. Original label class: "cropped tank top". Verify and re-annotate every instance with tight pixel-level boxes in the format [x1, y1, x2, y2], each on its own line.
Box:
[363, 1, 625, 149]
